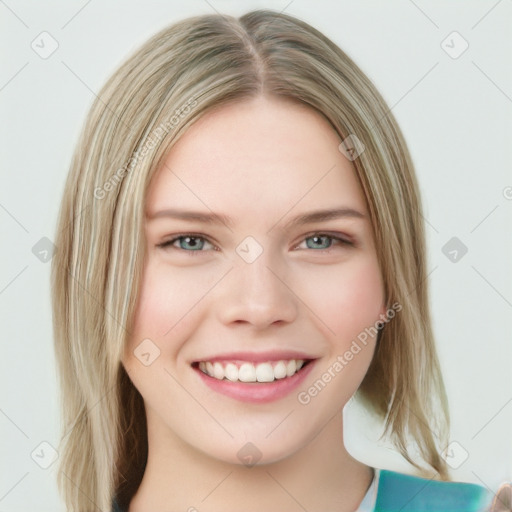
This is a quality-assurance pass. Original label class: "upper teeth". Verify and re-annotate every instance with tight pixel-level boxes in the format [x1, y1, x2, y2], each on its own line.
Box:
[198, 359, 306, 382]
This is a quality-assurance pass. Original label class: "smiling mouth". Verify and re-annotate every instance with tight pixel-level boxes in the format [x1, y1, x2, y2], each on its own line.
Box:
[192, 359, 314, 383]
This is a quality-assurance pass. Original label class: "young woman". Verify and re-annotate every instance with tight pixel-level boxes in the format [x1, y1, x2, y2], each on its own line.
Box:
[51, 9, 497, 512]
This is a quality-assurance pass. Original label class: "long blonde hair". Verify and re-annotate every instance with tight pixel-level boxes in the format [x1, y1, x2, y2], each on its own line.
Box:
[51, 9, 450, 511]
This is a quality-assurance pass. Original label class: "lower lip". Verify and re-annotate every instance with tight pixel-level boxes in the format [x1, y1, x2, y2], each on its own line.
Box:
[193, 361, 316, 403]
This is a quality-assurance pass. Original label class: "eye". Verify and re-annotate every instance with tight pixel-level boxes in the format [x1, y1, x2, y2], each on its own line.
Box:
[156, 232, 354, 256]
[157, 234, 215, 254]
[295, 233, 354, 251]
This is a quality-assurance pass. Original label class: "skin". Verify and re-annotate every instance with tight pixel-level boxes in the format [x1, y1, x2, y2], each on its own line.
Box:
[122, 95, 387, 512]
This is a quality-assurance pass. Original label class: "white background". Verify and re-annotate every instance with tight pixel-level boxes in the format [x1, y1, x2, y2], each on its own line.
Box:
[1, 1, 511, 510]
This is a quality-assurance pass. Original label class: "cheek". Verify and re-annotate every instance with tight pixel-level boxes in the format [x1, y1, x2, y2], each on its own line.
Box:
[129, 262, 213, 343]
[298, 255, 385, 342]
[293, 257, 384, 407]
[122, 262, 204, 395]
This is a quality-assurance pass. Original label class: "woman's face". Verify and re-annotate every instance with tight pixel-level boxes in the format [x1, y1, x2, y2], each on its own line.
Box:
[122, 95, 387, 465]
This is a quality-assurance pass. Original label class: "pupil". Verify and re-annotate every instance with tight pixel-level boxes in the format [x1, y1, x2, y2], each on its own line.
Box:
[311, 236, 327, 248]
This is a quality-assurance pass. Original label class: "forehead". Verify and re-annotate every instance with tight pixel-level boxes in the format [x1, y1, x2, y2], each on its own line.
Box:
[146, 96, 367, 221]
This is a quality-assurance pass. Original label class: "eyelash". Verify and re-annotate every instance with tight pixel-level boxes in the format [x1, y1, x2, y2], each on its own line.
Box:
[156, 232, 354, 256]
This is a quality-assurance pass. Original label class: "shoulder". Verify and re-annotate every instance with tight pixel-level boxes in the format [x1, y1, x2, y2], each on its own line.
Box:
[374, 469, 493, 512]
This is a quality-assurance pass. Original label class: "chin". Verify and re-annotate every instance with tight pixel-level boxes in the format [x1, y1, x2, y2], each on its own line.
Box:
[193, 435, 306, 468]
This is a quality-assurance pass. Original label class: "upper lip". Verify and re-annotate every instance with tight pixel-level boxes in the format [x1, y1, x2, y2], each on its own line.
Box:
[193, 350, 318, 364]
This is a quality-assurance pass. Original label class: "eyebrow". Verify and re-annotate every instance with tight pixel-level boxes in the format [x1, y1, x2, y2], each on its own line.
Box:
[147, 207, 366, 230]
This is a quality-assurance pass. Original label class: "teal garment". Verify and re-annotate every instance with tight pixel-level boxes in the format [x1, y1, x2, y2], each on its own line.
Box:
[372, 469, 493, 511]
[111, 468, 494, 511]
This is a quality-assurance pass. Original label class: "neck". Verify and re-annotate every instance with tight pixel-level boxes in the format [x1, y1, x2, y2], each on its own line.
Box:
[128, 407, 373, 512]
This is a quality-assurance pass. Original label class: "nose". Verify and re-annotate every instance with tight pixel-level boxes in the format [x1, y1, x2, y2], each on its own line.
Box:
[216, 250, 298, 329]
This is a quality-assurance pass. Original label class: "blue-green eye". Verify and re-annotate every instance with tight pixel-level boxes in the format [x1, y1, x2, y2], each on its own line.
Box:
[302, 234, 347, 250]
[294, 233, 354, 252]
[158, 235, 213, 253]
[157, 232, 353, 255]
